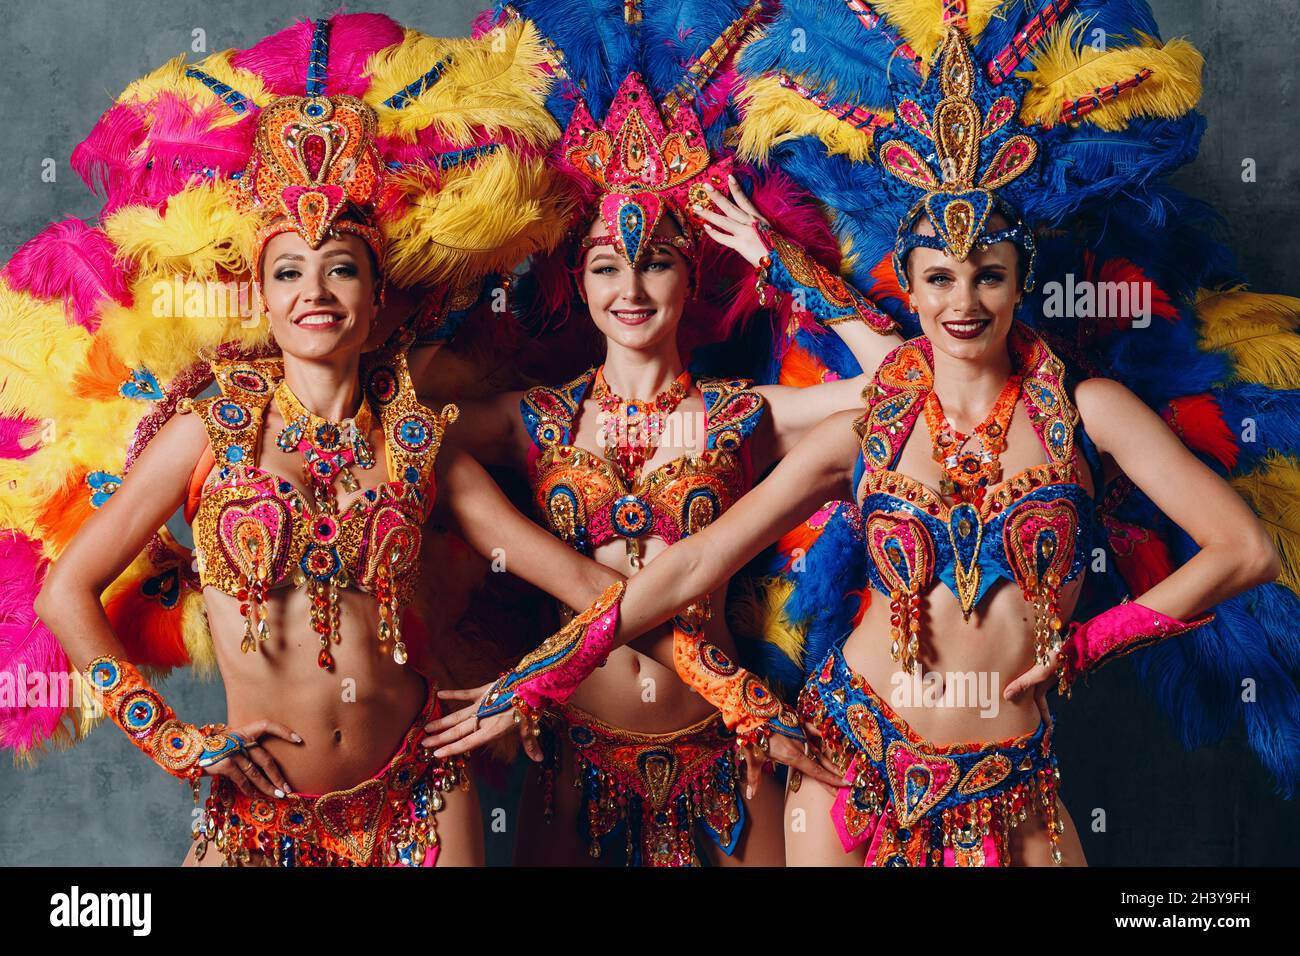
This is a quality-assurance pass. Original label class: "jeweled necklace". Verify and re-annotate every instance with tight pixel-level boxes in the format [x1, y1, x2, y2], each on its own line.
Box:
[273, 379, 377, 671]
[273, 379, 376, 493]
[923, 374, 1021, 506]
[591, 367, 692, 486]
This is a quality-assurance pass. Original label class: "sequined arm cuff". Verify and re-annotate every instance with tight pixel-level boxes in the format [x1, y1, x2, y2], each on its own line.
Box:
[671, 600, 804, 747]
[755, 226, 896, 335]
[1057, 601, 1214, 695]
[85, 656, 246, 780]
[477, 581, 626, 720]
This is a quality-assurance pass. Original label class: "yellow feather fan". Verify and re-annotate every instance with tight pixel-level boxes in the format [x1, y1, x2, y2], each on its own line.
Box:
[103, 182, 258, 283]
[1232, 454, 1300, 596]
[1019, 19, 1203, 130]
[95, 274, 268, 384]
[0, 284, 93, 419]
[365, 22, 560, 148]
[1197, 287, 1300, 390]
[736, 75, 881, 164]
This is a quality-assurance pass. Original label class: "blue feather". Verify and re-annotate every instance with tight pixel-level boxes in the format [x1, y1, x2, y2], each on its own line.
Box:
[1217, 385, 1300, 470]
[738, 0, 914, 109]
[505, 0, 639, 119]
[639, 0, 754, 103]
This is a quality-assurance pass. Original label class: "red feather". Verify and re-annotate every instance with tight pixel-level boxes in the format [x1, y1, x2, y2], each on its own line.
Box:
[1162, 393, 1239, 471]
[778, 341, 836, 388]
[1105, 516, 1177, 594]
[104, 570, 191, 670]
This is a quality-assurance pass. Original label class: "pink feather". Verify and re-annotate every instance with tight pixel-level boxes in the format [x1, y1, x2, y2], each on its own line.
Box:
[231, 12, 404, 98]
[2, 218, 131, 331]
[0, 417, 42, 460]
[712, 166, 843, 343]
[70, 103, 147, 208]
[126, 93, 255, 210]
[71, 94, 255, 214]
[0, 532, 72, 753]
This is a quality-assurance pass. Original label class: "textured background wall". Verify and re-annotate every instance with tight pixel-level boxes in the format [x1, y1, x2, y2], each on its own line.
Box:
[1, 0, 1297, 866]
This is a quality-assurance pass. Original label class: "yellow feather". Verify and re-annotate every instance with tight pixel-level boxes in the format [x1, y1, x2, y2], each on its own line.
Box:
[118, 51, 272, 121]
[383, 152, 577, 287]
[872, 0, 1004, 66]
[1197, 287, 1300, 389]
[1232, 454, 1300, 596]
[182, 592, 217, 676]
[725, 575, 806, 671]
[103, 182, 258, 283]
[736, 75, 881, 164]
[365, 23, 559, 148]
[0, 284, 93, 419]
[1020, 21, 1202, 130]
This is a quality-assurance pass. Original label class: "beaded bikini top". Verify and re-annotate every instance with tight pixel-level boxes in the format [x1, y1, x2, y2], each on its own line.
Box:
[521, 369, 766, 564]
[182, 332, 456, 665]
[851, 323, 1094, 670]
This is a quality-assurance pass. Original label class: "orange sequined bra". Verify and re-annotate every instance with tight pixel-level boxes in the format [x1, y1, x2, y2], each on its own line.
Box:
[181, 332, 457, 669]
[521, 370, 766, 564]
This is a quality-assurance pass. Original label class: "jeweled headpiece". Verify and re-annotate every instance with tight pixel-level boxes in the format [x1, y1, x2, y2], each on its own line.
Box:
[878, 27, 1040, 292]
[242, 21, 387, 276]
[561, 72, 732, 268]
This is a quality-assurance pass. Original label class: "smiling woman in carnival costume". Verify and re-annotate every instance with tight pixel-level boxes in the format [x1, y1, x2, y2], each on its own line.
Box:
[422, 0, 904, 866]
[0, 13, 624, 867]
[439, 1, 1300, 866]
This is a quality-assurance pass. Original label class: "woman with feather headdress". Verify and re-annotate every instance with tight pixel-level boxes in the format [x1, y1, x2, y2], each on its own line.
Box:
[436, 2, 1296, 866]
[419, 0, 906, 867]
[0, 13, 627, 867]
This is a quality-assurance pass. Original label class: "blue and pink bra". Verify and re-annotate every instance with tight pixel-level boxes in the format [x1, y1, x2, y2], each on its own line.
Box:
[851, 323, 1097, 631]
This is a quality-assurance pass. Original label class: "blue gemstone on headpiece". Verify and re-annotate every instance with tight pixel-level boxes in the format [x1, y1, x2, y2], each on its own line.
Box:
[618, 201, 646, 267]
[404, 465, 420, 484]
[226, 447, 244, 463]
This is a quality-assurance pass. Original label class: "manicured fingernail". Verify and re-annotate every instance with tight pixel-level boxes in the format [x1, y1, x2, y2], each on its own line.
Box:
[746, 786, 754, 800]
[291, 733, 303, 743]
[274, 789, 285, 799]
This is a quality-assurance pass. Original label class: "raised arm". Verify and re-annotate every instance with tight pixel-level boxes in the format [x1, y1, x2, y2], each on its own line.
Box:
[693, 176, 903, 464]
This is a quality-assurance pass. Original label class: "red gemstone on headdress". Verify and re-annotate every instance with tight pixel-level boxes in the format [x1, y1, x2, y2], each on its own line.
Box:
[303, 134, 327, 180]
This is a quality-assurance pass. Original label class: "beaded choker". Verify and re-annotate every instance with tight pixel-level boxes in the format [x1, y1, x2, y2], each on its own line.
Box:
[591, 367, 692, 486]
[273, 379, 376, 495]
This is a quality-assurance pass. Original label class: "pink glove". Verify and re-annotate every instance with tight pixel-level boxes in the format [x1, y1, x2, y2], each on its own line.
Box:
[1058, 600, 1213, 694]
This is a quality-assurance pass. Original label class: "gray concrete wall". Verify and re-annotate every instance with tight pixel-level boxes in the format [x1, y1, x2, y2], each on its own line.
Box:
[1, 1, 1297, 866]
